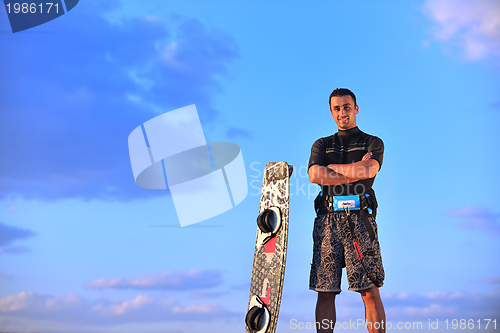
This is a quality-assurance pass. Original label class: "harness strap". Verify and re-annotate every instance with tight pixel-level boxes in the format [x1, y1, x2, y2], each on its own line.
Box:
[344, 209, 378, 285]
[360, 208, 376, 242]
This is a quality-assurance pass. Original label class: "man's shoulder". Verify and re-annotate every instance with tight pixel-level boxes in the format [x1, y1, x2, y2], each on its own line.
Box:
[311, 134, 337, 149]
[358, 129, 383, 144]
[313, 134, 336, 143]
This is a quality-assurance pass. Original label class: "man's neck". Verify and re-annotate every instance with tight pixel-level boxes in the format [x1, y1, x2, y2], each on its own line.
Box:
[337, 126, 360, 135]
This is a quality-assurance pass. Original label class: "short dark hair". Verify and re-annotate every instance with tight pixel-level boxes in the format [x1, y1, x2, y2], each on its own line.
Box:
[329, 88, 357, 109]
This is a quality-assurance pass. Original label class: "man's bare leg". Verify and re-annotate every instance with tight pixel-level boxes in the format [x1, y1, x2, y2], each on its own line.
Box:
[316, 292, 336, 333]
[360, 286, 386, 333]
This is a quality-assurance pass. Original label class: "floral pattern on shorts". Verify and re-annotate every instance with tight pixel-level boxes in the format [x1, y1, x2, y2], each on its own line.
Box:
[309, 212, 384, 293]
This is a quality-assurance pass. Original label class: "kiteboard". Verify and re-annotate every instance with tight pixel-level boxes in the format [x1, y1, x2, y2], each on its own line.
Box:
[245, 162, 290, 333]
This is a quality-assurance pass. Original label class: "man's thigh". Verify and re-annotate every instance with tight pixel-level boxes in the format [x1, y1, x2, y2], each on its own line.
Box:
[309, 214, 344, 293]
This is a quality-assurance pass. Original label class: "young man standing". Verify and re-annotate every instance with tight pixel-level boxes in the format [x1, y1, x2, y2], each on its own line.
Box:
[308, 88, 386, 333]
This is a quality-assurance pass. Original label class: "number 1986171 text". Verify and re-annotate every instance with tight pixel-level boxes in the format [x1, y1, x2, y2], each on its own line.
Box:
[444, 319, 496, 330]
[5, 2, 59, 14]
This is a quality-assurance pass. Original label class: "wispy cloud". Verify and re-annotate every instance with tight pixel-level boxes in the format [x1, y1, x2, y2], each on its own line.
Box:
[85, 269, 222, 291]
[0, 272, 14, 280]
[492, 100, 500, 111]
[383, 290, 500, 319]
[480, 276, 500, 284]
[226, 127, 253, 140]
[0, 0, 239, 201]
[422, 0, 500, 60]
[0, 222, 35, 247]
[449, 206, 500, 236]
[188, 290, 230, 299]
[0, 246, 31, 255]
[0, 291, 237, 327]
[0, 222, 36, 255]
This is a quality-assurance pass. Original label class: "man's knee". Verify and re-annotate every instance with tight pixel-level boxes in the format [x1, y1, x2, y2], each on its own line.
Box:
[360, 286, 382, 304]
[317, 292, 336, 303]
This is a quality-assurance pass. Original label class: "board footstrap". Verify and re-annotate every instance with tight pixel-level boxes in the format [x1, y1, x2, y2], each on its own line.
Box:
[245, 295, 270, 333]
[256, 207, 282, 244]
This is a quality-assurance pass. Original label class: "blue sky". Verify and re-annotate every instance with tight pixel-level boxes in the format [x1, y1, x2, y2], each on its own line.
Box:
[1, 0, 499, 332]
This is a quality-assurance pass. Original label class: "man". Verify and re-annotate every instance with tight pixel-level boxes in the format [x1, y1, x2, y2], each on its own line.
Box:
[308, 88, 386, 333]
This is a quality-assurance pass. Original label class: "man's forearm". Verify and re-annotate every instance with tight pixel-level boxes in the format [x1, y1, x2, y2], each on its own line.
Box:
[308, 165, 359, 185]
[328, 159, 379, 180]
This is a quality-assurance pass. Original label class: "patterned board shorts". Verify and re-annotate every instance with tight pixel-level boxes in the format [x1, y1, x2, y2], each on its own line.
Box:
[309, 211, 385, 294]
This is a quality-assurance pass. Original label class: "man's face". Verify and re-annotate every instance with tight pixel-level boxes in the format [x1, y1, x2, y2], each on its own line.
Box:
[330, 95, 359, 130]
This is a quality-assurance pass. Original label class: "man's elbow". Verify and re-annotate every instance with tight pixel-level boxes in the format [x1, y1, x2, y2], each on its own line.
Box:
[367, 168, 378, 179]
[308, 171, 316, 183]
[365, 162, 380, 179]
[308, 165, 319, 183]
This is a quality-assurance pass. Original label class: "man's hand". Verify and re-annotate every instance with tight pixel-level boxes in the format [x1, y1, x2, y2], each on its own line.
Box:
[362, 152, 373, 161]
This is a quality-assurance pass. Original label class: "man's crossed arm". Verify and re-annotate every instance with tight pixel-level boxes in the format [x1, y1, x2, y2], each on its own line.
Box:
[308, 152, 380, 186]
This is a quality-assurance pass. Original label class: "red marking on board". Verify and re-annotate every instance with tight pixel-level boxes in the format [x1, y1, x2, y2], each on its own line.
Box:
[354, 242, 362, 260]
[264, 235, 277, 253]
[260, 287, 271, 306]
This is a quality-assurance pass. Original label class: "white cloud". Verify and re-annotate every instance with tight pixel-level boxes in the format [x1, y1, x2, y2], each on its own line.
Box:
[0, 270, 233, 331]
[156, 41, 186, 71]
[401, 303, 452, 317]
[91, 295, 156, 316]
[0, 291, 33, 312]
[0, 291, 237, 327]
[84, 269, 222, 291]
[0, 291, 85, 315]
[172, 303, 223, 314]
[423, 0, 500, 60]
